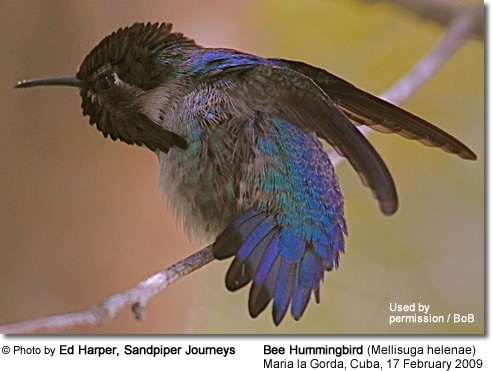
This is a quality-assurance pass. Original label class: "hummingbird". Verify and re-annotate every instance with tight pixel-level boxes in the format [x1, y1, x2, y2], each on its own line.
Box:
[16, 22, 476, 325]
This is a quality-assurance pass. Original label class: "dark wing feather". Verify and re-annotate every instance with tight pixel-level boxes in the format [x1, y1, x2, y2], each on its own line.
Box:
[241, 64, 398, 215]
[278, 60, 476, 160]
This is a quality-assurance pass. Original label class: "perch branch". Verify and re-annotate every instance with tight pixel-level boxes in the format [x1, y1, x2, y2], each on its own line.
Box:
[0, 246, 214, 334]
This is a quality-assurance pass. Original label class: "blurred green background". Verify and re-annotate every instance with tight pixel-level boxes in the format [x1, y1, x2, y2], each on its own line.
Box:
[0, 0, 483, 334]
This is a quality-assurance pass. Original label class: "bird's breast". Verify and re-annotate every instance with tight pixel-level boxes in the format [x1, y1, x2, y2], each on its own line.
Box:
[157, 114, 345, 247]
[157, 116, 264, 242]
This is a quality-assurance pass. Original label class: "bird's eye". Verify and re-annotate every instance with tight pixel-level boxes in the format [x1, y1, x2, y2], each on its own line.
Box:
[96, 73, 116, 91]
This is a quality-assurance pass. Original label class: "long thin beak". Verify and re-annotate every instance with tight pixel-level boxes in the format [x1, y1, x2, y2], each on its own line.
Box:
[15, 76, 82, 88]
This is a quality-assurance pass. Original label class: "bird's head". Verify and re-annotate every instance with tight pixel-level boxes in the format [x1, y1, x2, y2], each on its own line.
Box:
[16, 22, 195, 152]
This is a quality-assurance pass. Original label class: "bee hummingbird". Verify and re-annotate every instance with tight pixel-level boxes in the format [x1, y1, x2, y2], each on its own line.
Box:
[16, 22, 476, 325]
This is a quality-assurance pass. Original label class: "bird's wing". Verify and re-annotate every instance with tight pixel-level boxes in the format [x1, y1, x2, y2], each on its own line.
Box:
[235, 64, 398, 215]
[277, 59, 477, 160]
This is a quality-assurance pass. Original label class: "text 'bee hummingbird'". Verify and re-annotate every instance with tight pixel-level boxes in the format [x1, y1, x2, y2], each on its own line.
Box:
[16, 22, 476, 325]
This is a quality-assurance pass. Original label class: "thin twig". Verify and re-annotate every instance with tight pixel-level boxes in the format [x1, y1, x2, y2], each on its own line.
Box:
[363, 0, 483, 39]
[328, 8, 480, 167]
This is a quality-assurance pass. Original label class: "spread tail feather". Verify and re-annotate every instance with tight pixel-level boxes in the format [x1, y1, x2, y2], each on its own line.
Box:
[213, 208, 344, 325]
